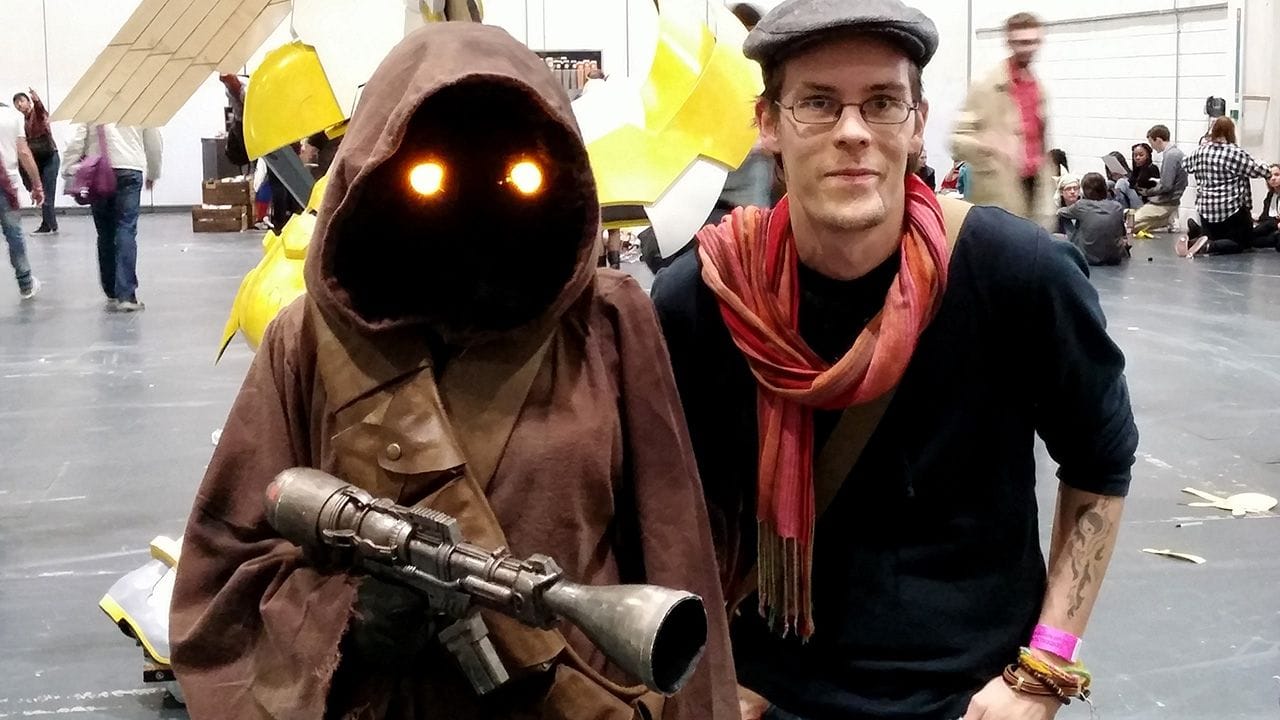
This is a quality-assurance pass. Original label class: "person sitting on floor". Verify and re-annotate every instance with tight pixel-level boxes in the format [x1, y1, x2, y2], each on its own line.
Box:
[1054, 173, 1081, 236]
[1105, 151, 1136, 207]
[1059, 172, 1128, 266]
[1135, 124, 1187, 239]
[1254, 163, 1280, 252]
[1178, 117, 1274, 257]
[1129, 142, 1161, 196]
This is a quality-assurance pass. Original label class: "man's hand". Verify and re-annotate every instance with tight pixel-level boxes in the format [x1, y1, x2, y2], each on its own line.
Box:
[31, 187, 44, 207]
[962, 676, 1061, 720]
[145, 179, 155, 191]
[738, 685, 771, 720]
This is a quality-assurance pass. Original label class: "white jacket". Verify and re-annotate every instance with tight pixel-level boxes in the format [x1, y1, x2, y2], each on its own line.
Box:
[63, 124, 163, 181]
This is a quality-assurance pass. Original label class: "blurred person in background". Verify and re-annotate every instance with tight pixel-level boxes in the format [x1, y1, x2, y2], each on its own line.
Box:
[0, 99, 42, 299]
[13, 89, 59, 234]
[953, 12, 1051, 222]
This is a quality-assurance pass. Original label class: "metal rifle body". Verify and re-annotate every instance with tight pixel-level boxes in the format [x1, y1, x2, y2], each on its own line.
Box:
[265, 468, 707, 697]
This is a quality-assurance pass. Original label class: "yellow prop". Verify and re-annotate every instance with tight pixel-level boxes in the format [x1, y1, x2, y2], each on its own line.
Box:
[244, 42, 346, 160]
[586, 4, 762, 208]
[218, 176, 328, 357]
[420, 0, 484, 22]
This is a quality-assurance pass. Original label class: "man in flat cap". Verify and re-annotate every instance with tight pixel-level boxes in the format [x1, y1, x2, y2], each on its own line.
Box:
[652, 1, 1137, 718]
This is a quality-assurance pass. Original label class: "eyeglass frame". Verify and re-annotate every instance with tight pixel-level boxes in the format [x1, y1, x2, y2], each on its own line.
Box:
[775, 96, 919, 127]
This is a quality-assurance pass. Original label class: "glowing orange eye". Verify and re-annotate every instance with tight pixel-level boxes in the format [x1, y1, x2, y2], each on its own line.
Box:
[409, 161, 445, 196]
[508, 160, 543, 195]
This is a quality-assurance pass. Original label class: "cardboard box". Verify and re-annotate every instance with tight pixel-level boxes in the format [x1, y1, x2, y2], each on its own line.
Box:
[201, 179, 252, 209]
[192, 206, 248, 233]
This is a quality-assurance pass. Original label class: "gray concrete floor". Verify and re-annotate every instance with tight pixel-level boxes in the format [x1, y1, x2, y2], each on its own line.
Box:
[0, 214, 1276, 719]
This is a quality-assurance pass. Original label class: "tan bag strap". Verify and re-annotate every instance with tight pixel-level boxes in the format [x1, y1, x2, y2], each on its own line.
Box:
[812, 195, 972, 518]
[439, 330, 555, 491]
[812, 390, 896, 518]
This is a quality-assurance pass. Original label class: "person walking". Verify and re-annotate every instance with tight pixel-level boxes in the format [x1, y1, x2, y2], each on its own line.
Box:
[63, 123, 162, 310]
[952, 12, 1053, 224]
[0, 101, 42, 299]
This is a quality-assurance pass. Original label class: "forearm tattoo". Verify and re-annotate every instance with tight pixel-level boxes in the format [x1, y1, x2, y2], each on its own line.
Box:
[1066, 498, 1116, 619]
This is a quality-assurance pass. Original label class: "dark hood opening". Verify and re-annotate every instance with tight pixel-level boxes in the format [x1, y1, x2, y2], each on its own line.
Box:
[304, 23, 601, 344]
[333, 80, 594, 335]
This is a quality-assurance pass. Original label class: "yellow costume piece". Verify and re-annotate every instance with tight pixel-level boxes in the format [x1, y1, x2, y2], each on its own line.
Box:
[243, 42, 346, 160]
[419, 0, 484, 23]
[587, 4, 761, 208]
[218, 177, 327, 357]
[99, 536, 183, 666]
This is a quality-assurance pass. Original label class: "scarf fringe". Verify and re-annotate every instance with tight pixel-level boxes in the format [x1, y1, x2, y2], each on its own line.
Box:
[757, 522, 815, 639]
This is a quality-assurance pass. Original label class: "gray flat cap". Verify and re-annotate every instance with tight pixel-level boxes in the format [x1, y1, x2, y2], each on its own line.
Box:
[743, 0, 939, 68]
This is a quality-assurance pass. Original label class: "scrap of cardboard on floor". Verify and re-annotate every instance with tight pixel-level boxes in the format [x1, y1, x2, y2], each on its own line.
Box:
[1141, 548, 1207, 564]
[1181, 487, 1277, 517]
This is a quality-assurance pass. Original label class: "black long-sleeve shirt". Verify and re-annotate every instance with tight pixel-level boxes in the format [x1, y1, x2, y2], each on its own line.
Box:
[652, 205, 1138, 720]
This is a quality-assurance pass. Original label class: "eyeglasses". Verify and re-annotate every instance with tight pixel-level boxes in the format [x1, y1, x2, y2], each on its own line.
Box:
[777, 96, 917, 126]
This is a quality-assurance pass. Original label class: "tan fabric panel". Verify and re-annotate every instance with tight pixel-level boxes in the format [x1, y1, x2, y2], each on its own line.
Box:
[51, 0, 289, 127]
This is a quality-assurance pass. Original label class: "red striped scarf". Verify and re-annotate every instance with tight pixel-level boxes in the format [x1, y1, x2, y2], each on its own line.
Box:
[697, 175, 950, 637]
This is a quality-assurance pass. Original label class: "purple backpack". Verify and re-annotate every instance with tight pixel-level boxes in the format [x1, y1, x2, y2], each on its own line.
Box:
[66, 125, 117, 205]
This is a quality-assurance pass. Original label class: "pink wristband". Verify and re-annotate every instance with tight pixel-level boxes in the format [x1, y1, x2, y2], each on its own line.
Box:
[1030, 624, 1082, 662]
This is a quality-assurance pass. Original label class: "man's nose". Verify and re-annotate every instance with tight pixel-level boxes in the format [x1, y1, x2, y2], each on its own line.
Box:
[831, 105, 873, 147]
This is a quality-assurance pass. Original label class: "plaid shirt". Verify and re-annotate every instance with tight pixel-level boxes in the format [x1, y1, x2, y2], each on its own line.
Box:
[1182, 142, 1271, 223]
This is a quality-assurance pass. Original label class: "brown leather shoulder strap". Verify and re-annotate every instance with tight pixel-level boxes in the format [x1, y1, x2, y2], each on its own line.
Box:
[812, 196, 972, 518]
[439, 329, 555, 492]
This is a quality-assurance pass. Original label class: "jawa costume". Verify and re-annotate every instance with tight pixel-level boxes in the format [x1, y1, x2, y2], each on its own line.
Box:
[169, 24, 736, 720]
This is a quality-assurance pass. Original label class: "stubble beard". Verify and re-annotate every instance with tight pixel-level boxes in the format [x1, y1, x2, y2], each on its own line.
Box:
[816, 191, 889, 233]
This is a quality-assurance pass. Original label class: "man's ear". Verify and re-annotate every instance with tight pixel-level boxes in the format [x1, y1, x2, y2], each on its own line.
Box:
[756, 98, 781, 155]
[908, 98, 930, 158]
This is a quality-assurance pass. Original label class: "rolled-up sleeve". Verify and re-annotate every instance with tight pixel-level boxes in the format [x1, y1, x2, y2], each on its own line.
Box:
[1032, 237, 1138, 496]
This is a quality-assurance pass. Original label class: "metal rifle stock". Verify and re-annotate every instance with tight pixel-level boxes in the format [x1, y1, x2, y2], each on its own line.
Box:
[264, 467, 708, 696]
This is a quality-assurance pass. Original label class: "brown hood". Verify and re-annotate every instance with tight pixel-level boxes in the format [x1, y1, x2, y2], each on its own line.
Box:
[303, 23, 599, 341]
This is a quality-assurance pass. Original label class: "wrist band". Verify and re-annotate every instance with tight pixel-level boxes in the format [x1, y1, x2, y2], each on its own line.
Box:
[1030, 624, 1082, 662]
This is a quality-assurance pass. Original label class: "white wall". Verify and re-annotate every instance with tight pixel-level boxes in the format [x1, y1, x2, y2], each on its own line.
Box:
[9, 0, 1276, 209]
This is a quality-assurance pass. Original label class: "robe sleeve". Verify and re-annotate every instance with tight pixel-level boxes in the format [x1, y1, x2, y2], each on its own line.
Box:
[170, 310, 358, 720]
[604, 275, 740, 720]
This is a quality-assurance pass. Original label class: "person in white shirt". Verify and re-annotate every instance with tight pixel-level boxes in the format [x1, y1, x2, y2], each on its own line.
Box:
[63, 123, 162, 311]
[0, 103, 43, 299]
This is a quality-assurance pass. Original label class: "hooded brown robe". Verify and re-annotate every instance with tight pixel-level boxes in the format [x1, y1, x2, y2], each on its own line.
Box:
[169, 23, 737, 720]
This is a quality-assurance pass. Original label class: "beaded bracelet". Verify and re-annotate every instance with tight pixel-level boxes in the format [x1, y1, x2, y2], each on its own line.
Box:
[1000, 648, 1093, 707]
[1002, 665, 1070, 704]
[1018, 647, 1092, 688]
